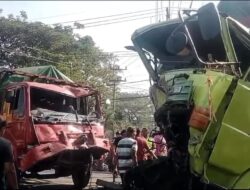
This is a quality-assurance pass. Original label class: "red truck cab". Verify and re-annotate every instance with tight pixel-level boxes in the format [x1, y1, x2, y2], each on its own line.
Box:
[0, 70, 109, 188]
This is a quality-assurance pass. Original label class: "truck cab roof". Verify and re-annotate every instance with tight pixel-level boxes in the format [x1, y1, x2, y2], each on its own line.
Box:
[6, 81, 96, 97]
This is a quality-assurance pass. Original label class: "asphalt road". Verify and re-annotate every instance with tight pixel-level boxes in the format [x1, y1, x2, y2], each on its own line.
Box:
[19, 171, 223, 190]
[19, 171, 121, 190]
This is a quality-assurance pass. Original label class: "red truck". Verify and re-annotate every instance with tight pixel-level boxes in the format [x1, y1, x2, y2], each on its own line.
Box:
[0, 66, 110, 188]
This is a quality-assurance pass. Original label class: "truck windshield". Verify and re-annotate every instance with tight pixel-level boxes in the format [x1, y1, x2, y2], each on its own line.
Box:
[30, 87, 96, 116]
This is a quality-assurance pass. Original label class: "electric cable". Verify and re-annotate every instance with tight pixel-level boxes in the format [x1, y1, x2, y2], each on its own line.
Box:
[52, 7, 168, 25]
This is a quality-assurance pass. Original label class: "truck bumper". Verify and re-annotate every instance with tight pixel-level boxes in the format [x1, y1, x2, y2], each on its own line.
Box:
[20, 142, 108, 172]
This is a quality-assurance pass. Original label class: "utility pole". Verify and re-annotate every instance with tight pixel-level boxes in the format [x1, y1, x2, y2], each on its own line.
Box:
[155, 1, 159, 23]
[70, 61, 73, 78]
[189, 0, 193, 9]
[168, 0, 171, 20]
[109, 65, 126, 111]
[113, 82, 116, 112]
[166, 7, 170, 20]
[107, 63, 126, 135]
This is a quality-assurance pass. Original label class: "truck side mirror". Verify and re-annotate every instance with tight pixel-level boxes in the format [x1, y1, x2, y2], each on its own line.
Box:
[5, 91, 14, 104]
[198, 3, 221, 40]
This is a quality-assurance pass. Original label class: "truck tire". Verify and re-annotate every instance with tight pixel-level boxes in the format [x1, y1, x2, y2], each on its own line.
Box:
[72, 167, 91, 189]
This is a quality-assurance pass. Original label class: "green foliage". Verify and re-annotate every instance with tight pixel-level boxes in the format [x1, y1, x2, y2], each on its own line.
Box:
[110, 92, 154, 130]
[20, 10, 28, 21]
[0, 10, 151, 135]
[0, 10, 119, 102]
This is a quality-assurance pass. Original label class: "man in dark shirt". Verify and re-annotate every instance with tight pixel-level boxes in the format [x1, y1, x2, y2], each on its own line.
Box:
[0, 119, 18, 190]
[113, 129, 126, 149]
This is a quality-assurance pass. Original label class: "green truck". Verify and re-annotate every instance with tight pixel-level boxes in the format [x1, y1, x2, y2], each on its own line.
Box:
[128, 2, 250, 190]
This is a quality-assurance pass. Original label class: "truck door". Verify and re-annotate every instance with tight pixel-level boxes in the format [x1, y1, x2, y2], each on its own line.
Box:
[3, 86, 26, 158]
[204, 79, 250, 188]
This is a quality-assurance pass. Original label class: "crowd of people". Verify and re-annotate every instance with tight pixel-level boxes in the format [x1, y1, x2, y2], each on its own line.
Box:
[111, 127, 167, 189]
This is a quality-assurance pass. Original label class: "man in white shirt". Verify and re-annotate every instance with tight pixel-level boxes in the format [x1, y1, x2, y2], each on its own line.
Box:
[114, 127, 137, 189]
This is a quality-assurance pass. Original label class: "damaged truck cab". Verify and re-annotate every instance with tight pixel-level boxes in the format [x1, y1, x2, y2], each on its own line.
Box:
[0, 66, 109, 188]
[131, 2, 250, 189]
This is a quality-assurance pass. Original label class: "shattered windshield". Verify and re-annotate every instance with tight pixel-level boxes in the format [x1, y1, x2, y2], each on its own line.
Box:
[133, 2, 250, 79]
[30, 87, 99, 122]
[135, 20, 226, 74]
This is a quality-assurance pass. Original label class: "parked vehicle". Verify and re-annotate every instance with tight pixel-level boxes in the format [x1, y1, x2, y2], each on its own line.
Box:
[0, 65, 109, 188]
[129, 2, 250, 190]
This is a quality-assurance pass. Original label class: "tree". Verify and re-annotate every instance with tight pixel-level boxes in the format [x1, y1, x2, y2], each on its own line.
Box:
[0, 10, 152, 135]
[0, 10, 119, 102]
[110, 92, 154, 130]
[20, 10, 28, 21]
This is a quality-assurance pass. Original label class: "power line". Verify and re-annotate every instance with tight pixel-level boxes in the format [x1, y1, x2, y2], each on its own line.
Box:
[27, 45, 137, 58]
[112, 95, 150, 101]
[117, 57, 135, 65]
[26, 46, 67, 58]
[110, 51, 138, 53]
[81, 10, 188, 29]
[32, 5, 183, 23]
[123, 57, 139, 67]
[113, 54, 138, 58]
[52, 7, 167, 25]
[112, 53, 138, 56]
[119, 85, 148, 91]
[119, 79, 149, 84]
[125, 73, 149, 78]
[72, 10, 165, 26]
[0, 46, 140, 74]
[30, 11, 90, 20]
[53, 10, 183, 28]
[82, 15, 158, 28]
[133, 100, 152, 112]
[111, 52, 137, 55]
[0, 47, 62, 65]
[7, 45, 137, 61]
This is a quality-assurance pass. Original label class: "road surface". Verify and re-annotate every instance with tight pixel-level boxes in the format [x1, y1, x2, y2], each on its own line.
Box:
[19, 171, 223, 190]
[19, 171, 121, 190]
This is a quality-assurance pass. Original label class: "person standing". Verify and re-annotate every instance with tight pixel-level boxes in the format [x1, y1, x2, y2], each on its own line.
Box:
[135, 128, 141, 138]
[154, 133, 167, 157]
[111, 129, 126, 179]
[136, 128, 157, 164]
[141, 128, 155, 151]
[112, 129, 127, 169]
[141, 128, 156, 160]
[113, 129, 127, 151]
[114, 127, 137, 188]
[0, 119, 19, 190]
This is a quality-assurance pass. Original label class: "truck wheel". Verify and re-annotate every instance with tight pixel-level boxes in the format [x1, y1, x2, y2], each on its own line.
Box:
[72, 168, 91, 189]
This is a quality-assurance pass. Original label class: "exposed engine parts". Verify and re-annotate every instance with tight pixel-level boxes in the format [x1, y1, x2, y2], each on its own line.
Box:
[125, 74, 194, 190]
